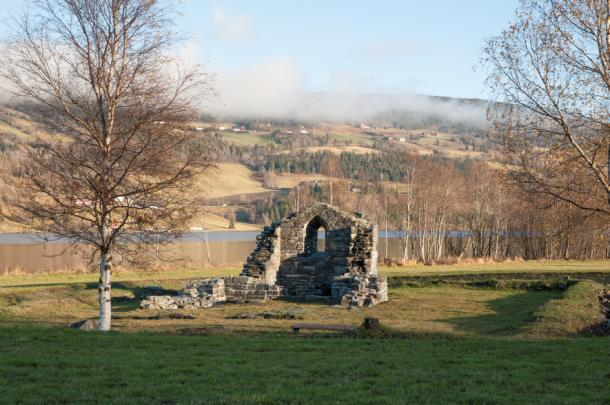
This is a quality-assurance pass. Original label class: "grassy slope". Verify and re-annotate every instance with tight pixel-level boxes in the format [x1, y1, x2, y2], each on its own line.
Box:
[197, 163, 269, 199]
[525, 280, 606, 337]
[189, 211, 260, 231]
[0, 326, 608, 404]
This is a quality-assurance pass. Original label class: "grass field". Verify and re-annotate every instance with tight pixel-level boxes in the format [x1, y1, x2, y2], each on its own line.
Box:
[1, 261, 608, 403]
[197, 163, 269, 199]
[220, 131, 277, 145]
[283, 145, 380, 155]
[1, 326, 609, 404]
[189, 211, 260, 231]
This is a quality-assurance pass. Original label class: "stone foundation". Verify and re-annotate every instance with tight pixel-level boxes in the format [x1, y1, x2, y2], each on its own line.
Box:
[332, 274, 388, 308]
[141, 277, 282, 310]
[224, 276, 283, 303]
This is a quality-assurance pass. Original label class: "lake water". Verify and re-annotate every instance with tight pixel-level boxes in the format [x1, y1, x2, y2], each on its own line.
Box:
[0, 231, 407, 273]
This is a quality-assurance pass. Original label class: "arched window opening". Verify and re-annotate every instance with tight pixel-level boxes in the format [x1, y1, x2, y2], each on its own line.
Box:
[317, 227, 326, 252]
[304, 216, 327, 256]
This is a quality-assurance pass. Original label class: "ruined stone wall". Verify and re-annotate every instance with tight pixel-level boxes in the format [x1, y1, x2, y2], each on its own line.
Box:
[242, 225, 281, 284]
[224, 276, 282, 302]
[240, 204, 386, 305]
[142, 204, 388, 310]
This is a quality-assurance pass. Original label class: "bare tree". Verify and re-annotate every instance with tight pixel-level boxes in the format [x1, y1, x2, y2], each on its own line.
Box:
[1, 0, 210, 330]
[484, 0, 610, 215]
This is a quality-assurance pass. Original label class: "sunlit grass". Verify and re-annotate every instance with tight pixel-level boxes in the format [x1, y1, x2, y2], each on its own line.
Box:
[0, 326, 609, 404]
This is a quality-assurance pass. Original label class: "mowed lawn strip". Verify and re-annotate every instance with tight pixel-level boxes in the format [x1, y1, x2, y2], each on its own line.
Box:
[2, 259, 609, 288]
[0, 326, 608, 404]
[382, 259, 610, 277]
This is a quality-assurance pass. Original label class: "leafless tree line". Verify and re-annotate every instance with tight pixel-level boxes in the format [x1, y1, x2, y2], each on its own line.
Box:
[293, 157, 609, 263]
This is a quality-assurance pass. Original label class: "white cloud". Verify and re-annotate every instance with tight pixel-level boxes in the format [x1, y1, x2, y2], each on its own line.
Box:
[212, 6, 252, 41]
[207, 58, 302, 117]
[206, 58, 488, 127]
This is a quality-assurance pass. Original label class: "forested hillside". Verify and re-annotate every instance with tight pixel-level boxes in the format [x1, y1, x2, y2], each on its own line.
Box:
[1, 100, 608, 262]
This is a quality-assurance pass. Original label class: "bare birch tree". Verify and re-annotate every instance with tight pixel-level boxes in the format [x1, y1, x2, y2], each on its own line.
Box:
[484, 0, 610, 216]
[1, 0, 210, 330]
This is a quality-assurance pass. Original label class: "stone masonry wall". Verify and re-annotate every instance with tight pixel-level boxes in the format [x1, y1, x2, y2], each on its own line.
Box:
[240, 203, 386, 305]
[141, 204, 388, 310]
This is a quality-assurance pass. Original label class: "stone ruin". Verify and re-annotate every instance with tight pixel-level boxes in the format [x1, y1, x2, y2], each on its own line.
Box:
[142, 204, 388, 310]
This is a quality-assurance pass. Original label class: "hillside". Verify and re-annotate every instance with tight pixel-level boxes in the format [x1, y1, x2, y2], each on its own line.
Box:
[0, 99, 503, 232]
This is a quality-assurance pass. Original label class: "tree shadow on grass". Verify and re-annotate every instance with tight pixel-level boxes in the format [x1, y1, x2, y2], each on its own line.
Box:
[443, 290, 562, 337]
[79, 282, 180, 313]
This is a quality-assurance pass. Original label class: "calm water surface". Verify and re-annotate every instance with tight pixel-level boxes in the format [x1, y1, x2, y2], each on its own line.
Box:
[0, 231, 406, 273]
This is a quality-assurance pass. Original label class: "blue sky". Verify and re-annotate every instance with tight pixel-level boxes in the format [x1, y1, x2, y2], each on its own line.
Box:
[1, 1, 520, 118]
[178, 0, 520, 98]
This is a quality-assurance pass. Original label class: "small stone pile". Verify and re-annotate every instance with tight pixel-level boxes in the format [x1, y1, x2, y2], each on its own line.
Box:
[141, 278, 226, 310]
[331, 274, 388, 308]
[140, 277, 283, 310]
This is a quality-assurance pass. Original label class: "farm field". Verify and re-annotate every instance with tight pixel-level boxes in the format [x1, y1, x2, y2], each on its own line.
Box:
[196, 163, 268, 199]
[189, 211, 260, 231]
[220, 130, 276, 146]
[282, 145, 380, 155]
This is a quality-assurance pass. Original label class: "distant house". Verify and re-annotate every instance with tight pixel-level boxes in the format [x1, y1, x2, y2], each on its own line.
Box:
[218, 126, 227, 131]
[299, 129, 309, 134]
[359, 123, 370, 130]
[286, 130, 294, 134]
[398, 137, 406, 142]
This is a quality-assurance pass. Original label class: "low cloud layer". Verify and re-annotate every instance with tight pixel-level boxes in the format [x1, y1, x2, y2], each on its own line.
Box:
[206, 60, 489, 128]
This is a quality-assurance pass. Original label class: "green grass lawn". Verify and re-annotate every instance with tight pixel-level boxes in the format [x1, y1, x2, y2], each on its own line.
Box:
[2, 259, 608, 288]
[327, 131, 375, 145]
[1, 262, 609, 403]
[0, 326, 609, 404]
[221, 131, 276, 145]
[381, 259, 610, 277]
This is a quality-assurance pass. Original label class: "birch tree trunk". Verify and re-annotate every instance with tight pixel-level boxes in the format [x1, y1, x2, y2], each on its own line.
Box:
[98, 249, 112, 331]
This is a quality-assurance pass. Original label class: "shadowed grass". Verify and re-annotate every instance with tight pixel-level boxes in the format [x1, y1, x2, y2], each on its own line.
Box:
[445, 290, 560, 336]
[525, 280, 607, 337]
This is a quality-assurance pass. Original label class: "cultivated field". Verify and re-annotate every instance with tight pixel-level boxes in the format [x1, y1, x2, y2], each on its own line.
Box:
[196, 163, 268, 199]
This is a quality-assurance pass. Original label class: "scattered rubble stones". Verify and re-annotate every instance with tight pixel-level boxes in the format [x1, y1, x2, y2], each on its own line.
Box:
[228, 309, 306, 320]
[141, 204, 388, 310]
[69, 319, 96, 331]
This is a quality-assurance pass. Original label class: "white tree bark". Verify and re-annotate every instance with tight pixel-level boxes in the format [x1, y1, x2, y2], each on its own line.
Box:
[98, 251, 112, 331]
